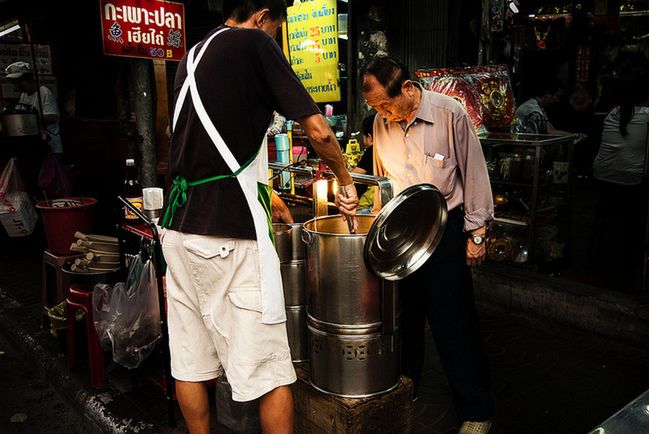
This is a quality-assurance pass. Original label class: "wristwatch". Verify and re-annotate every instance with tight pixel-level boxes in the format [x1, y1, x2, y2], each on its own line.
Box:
[469, 234, 485, 245]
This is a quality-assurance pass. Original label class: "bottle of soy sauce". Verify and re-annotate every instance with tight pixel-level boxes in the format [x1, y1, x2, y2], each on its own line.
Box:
[123, 158, 143, 223]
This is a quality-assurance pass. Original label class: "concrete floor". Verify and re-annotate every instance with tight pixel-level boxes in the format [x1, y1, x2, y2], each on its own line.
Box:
[1, 214, 649, 433]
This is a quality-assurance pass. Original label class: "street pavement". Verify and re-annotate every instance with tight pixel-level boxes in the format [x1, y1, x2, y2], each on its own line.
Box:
[1, 229, 649, 433]
[0, 326, 93, 434]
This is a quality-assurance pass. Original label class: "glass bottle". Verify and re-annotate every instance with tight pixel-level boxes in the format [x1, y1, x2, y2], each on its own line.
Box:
[123, 158, 143, 223]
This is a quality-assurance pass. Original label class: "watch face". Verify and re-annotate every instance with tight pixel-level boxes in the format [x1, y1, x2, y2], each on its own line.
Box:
[472, 235, 484, 245]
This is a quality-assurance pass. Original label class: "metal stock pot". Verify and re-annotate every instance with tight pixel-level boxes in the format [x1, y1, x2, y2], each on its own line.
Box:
[302, 184, 448, 397]
[0, 109, 39, 137]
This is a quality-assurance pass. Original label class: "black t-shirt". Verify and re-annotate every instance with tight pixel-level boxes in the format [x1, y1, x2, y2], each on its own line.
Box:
[164, 25, 320, 239]
[355, 146, 373, 197]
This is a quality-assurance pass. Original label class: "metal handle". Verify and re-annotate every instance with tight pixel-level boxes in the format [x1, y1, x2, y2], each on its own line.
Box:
[301, 227, 313, 245]
[340, 186, 356, 234]
[267, 162, 394, 206]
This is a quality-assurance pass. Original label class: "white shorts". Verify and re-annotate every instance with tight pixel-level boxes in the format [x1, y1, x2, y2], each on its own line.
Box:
[161, 230, 296, 402]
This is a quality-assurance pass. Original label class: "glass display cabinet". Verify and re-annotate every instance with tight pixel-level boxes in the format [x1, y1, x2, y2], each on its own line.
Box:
[479, 133, 575, 270]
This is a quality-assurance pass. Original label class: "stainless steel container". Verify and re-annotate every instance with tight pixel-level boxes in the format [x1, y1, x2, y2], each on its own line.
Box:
[280, 259, 306, 306]
[0, 111, 39, 137]
[302, 216, 381, 328]
[289, 222, 306, 260]
[272, 223, 292, 262]
[302, 215, 400, 397]
[308, 319, 399, 398]
[274, 224, 309, 362]
[286, 305, 308, 362]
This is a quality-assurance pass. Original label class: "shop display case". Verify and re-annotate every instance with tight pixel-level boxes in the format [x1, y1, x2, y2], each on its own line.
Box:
[480, 133, 574, 269]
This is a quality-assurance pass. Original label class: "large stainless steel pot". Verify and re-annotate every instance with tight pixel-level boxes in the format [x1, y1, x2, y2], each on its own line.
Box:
[0, 111, 39, 137]
[308, 320, 400, 398]
[302, 215, 381, 328]
[302, 215, 400, 397]
[301, 184, 448, 398]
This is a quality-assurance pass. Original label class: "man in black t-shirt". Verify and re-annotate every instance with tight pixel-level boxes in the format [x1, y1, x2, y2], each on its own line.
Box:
[161, 1, 358, 433]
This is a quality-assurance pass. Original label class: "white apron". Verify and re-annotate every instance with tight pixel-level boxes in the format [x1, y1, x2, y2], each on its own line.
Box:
[170, 27, 286, 324]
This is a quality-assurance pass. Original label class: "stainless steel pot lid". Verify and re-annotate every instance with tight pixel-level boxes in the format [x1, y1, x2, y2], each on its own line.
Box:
[364, 183, 448, 281]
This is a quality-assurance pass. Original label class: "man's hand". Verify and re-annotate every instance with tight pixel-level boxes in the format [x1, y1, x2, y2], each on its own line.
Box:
[271, 191, 294, 224]
[466, 227, 487, 267]
[573, 133, 588, 144]
[335, 183, 359, 231]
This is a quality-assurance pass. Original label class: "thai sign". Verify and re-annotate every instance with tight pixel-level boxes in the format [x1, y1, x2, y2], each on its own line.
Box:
[99, 0, 186, 61]
[286, 0, 340, 103]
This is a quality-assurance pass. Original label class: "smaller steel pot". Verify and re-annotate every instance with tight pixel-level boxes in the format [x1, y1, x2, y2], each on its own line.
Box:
[1, 111, 39, 137]
[280, 259, 306, 305]
[272, 223, 292, 262]
[286, 305, 308, 362]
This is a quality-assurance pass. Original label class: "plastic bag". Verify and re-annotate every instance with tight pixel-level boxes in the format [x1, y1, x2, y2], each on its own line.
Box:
[92, 256, 161, 369]
[92, 282, 119, 350]
[0, 158, 38, 237]
[416, 64, 515, 132]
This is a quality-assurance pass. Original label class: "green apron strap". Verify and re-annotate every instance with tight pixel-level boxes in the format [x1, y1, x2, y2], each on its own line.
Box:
[257, 182, 275, 246]
[161, 148, 261, 229]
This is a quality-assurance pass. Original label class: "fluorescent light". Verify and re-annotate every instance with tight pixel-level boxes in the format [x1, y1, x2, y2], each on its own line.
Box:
[0, 24, 20, 39]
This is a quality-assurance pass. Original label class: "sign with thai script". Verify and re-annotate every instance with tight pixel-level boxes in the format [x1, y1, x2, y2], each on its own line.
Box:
[99, 0, 186, 61]
[286, 0, 340, 103]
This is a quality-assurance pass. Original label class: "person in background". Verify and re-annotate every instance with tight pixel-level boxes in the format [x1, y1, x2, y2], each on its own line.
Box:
[592, 56, 649, 293]
[159, 0, 358, 433]
[352, 114, 376, 212]
[361, 56, 494, 434]
[4, 61, 63, 160]
[514, 76, 566, 135]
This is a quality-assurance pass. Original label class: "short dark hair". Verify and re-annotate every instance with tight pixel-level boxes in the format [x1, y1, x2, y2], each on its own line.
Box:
[361, 56, 410, 98]
[361, 115, 374, 137]
[224, 0, 287, 22]
[533, 76, 564, 97]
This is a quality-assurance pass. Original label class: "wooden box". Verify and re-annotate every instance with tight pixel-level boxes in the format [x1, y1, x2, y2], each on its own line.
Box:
[292, 364, 413, 433]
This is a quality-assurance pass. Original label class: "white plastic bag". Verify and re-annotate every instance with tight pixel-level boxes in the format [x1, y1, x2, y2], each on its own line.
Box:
[0, 158, 38, 237]
[92, 257, 161, 368]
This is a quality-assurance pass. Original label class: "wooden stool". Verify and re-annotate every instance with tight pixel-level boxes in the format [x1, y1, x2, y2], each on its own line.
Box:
[41, 250, 79, 326]
[292, 364, 413, 433]
[66, 283, 105, 388]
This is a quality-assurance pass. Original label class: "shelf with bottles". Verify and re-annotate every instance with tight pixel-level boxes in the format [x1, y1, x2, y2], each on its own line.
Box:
[487, 217, 569, 266]
[482, 137, 572, 187]
[493, 188, 568, 224]
[480, 133, 573, 268]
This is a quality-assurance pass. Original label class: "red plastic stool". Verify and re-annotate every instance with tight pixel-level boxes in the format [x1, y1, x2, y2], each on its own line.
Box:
[67, 283, 104, 388]
[42, 250, 79, 326]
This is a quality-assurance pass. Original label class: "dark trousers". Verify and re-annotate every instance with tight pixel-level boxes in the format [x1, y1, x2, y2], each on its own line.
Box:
[401, 208, 494, 421]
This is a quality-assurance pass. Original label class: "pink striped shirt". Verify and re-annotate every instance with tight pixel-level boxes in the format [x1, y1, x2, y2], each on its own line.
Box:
[372, 84, 494, 231]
